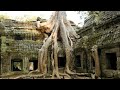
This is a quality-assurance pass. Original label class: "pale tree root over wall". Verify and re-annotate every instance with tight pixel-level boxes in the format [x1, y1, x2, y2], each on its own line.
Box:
[36, 11, 90, 79]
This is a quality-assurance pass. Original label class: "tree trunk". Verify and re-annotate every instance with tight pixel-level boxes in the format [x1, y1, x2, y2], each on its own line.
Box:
[37, 11, 80, 79]
[91, 45, 101, 79]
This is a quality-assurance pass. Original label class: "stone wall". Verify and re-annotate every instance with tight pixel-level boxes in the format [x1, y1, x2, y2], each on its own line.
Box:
[84, 11, 120, 27]
[0, 19, 43, 75]
[1, 14, 120, 78]
[0, 18, 78, 76]
[75, 13, 120, 78]
[100, 47, 120, 78]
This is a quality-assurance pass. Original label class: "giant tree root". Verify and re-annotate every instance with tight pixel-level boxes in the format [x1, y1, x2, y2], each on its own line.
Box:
[4, 72, 94, 79]
[37, 11, 81, 79]
[25, 11, 98, 79]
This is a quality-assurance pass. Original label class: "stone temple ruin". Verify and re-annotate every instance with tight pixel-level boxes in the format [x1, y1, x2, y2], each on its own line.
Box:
[0, 11, 120, 79]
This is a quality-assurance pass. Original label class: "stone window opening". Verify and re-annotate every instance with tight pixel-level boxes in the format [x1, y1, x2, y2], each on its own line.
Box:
[6, 43, 9, 46]
[29, 59, 38, 71]
[106, 53, 117, 70]
[11, 59, 23, 71]
[58, 57, 66, 68]
[75, 55, 81, 67]
[14, 34, 24, 40]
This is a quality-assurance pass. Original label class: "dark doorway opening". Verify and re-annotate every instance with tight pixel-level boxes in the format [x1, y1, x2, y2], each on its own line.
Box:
[29, 58, 38, 71]
[11, 59, 23, 71]
[106, 53, 117, 70]
[91, 57, 95, 67]
[58, 57, 66, 68]
[75, 55, 81, 67]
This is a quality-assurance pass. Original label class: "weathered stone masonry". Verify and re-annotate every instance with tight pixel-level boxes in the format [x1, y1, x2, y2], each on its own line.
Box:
[0, 12, 120, 78]
[0, 19, 43, 75]
[0, 19, 80, 76]
[75, 13, 120, 78]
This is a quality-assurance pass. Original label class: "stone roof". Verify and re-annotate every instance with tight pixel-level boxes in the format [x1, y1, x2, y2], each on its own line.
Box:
[0, 19, 39, 36]
[83, 11, 120, 28]
[75, 15, 120, 50]
[1, 18, 79, 35]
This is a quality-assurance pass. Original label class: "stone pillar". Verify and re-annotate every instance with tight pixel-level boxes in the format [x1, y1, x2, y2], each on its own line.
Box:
[81, 52, 84, 70]
[100, 50, 106, 70]
[85, 48, 89, 72]
[117, 57, 120, 70]
[87, 53, 92, 72]
[83, 51, 88, 72]
[23, 57, 29, 73]
[8, 53, 12, 72]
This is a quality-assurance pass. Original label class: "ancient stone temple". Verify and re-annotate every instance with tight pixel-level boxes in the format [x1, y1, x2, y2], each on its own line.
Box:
[75, 11, 120, 78]
[0, 18, 80, 78]
[0, 19, 44, 76]
[0, 11, 120, 79]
